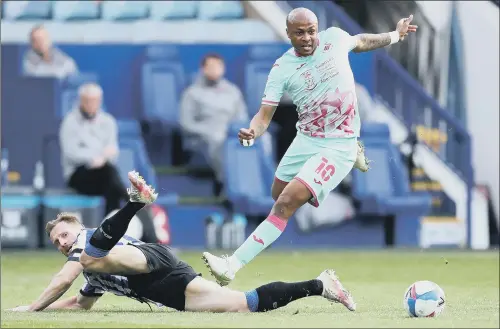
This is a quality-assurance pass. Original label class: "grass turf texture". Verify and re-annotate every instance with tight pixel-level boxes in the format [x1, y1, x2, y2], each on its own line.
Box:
[2, 250, 498, 328]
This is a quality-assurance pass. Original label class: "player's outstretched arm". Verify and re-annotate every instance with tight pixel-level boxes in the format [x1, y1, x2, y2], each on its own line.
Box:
[45, 293, 101, 310]
[250, 104, 277, 138]
[10, 293, 100, 312]
[352, 14, 418, 53]
[26, 261, 84, 311]
[238, 104, 277, 144]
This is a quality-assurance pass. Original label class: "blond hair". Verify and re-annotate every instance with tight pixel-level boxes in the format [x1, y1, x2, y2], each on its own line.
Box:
[45, 213, 83, 237]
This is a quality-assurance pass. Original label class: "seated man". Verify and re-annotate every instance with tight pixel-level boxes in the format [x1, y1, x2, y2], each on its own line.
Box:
[23, 24, 79, 79]
[59, 83, 127, 215]
[180, 53, 248, 195]
[9, 171, 355, 313]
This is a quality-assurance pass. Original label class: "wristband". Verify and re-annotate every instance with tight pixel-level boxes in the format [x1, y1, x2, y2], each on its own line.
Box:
[389, 31, 400, 45]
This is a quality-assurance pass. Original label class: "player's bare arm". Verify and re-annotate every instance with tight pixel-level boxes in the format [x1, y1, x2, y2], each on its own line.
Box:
[9, 294, 98, 312]
[26, 261, 84, 311]
[45, 293, 100, 310]
[353, 14, 418, 53]
[238, 104, 277, 143]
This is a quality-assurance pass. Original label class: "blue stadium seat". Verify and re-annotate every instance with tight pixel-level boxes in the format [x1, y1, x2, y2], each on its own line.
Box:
[101, 1, 150, 21]
[352, 123, 432, 245]
[150, 1, 199, 20]
[352, 123, 432, 215]
[118, 138, 156, 187]
[118, 138, 178, 205]
[158, 174, 214, 198]
[197, 1, 244, 20]
[116, 143, 136, 187]
[244, 45, 288, 114]
[3, 1, 52, 20]
[60, 90, 79, 119]
[245, 61, 275, 116]
[141, 62, 186, 126]
[117, 119, 141, 138]
[223, 137, 275, 215]
[52, 1, 100, 21]
[145, 45, 180, 61]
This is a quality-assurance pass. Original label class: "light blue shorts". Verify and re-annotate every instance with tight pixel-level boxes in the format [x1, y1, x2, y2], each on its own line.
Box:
[275, 133, 357, 207]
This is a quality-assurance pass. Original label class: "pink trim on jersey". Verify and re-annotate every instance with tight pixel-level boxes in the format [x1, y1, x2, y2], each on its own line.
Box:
[262, 100, 279, 105]
[293, 177, 320, 208]
[266, 215, 287, 232]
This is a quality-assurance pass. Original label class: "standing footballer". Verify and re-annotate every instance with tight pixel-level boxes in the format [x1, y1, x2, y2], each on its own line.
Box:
[203, 7, 418, 291]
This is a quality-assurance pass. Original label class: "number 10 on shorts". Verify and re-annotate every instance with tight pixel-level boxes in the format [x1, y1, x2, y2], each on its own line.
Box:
[315, 157, 336, 183]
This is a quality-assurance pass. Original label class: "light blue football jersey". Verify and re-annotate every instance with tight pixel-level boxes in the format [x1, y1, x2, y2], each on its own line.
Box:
[262, 27, 360, 138]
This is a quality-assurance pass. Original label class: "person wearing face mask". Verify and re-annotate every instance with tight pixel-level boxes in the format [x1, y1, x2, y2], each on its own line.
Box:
[59, 83, 127, 215]
[23, 25, 79, 79]
[180, 53, 248, 196]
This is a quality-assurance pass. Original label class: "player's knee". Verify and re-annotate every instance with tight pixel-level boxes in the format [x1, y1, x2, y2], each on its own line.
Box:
[227, 291, 251, 313]
[273, 193, 299, 219]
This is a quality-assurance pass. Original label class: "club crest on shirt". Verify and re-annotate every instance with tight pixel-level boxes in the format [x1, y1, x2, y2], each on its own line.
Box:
[323, 43, 332, 52]
[301, 70, 317, 91]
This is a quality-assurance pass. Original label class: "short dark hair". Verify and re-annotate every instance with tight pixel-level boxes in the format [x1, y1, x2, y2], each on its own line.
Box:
[201, 53, 224, 67]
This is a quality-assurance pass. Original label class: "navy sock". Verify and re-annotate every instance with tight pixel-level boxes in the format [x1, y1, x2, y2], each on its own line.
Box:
[85, 202, 145, 258]
[245, 279, 323, 312]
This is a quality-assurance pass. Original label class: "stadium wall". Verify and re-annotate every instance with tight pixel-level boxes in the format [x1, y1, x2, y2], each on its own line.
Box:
[418, 0, 499, 223]
[457, 1, 500, 221]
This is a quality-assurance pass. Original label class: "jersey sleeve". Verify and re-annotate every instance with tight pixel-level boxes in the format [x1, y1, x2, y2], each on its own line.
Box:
[79, 280, 105, 297]
[261, 62, 287, 107]
[323, 27, 357, 52]
[67, 247, 83, 262]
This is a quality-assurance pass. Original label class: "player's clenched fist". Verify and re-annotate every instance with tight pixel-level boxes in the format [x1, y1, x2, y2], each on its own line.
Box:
[238, 128, 255, 147]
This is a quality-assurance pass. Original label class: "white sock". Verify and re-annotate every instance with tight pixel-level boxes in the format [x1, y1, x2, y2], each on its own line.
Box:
[229, 255, 244, 272]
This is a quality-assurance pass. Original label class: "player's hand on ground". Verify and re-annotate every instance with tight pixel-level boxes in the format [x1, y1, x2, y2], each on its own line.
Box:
[396, 14, 418, 41]
[238, 128, 255, 145]
[8, 305, 30, 312]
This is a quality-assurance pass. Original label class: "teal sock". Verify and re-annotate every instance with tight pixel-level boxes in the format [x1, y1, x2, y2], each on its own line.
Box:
[233, 215, 287, 267]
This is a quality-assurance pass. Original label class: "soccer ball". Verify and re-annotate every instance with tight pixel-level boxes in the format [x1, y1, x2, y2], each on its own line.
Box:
[403, 280, 445, 318]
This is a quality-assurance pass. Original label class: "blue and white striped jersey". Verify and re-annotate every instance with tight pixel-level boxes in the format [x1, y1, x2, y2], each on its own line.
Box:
[67, 229, 144, 299]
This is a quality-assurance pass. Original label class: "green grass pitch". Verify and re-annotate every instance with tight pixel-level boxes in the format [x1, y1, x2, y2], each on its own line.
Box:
[1, 249, 498, 328]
